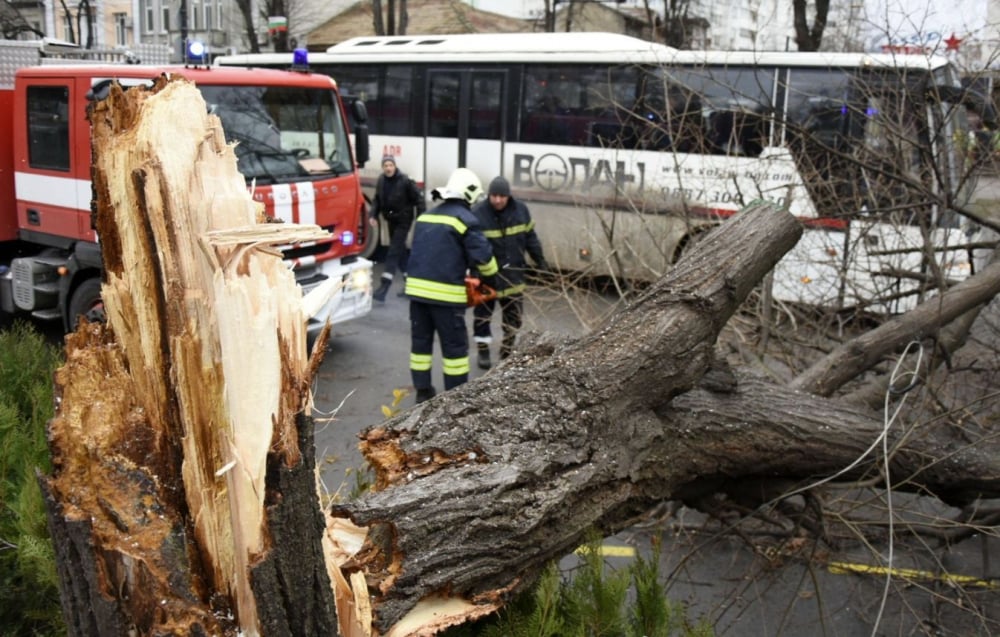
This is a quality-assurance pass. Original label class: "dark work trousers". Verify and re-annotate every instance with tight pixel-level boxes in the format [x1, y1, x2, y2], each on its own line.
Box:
[381, 217, 412, 280]
[410, 301, 470, 391]
[472, 294, 524, 359]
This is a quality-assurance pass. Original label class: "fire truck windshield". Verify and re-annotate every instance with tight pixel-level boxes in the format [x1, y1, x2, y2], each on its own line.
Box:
[198, 84, 352, 183]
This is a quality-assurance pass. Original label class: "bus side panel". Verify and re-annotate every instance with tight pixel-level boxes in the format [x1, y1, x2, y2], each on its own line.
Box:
[424, 137, 459, 200]
[465, 138, 502, 190]
[361, 136, 427, 190]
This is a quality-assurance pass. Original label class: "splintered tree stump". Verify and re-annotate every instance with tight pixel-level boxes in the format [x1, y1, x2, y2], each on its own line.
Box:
[43, 76, 335, 636]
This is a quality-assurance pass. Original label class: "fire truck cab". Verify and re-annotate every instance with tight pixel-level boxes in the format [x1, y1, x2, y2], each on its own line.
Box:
[0, 40, 374, 333]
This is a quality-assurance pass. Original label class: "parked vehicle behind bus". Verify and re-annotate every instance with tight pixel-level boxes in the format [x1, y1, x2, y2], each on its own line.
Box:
[1, 39, 374, 333]
[218, 32, 995, 314]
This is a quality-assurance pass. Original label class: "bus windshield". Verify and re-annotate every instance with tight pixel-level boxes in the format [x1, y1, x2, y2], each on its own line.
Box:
[198, 84, 352, 183]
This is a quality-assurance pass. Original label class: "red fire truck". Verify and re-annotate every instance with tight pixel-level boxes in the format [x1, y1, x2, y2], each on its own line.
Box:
[0, 40, 374, 333]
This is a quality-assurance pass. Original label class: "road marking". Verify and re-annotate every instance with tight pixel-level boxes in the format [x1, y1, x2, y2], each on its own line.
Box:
[575, 544, 637, 558]
[828, 561, 1000, 589]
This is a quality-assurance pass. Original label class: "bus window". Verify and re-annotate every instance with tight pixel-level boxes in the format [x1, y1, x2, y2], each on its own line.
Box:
[519, 64, 642, 149]
[429, 72, 460, 137]
[634, 75, 704, 152]
[380, 66, 415, 135]
[521, 66, 581, 144]
[469, 74, 503, 139]
[583, 65, 641, 149]
[665, 66, 774, 157]
[783, 68, 860, 218]
[328, 65, 415, 136]
[852, 71, 931, 223]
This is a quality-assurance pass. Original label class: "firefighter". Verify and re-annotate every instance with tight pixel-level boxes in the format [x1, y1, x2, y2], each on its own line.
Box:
[471, 176, 549, 369]
[405, 168, 498, 403]
[371, 154, 425, 302]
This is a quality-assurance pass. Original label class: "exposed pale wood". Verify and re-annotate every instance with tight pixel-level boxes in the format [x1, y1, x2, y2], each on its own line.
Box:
[44, 76, 334, 636]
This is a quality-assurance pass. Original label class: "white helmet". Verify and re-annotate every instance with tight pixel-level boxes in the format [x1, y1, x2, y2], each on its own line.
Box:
[431, 168, 484, 205]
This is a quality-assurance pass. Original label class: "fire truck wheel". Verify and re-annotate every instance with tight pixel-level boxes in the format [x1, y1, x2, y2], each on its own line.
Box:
[68, 278, 105, 328]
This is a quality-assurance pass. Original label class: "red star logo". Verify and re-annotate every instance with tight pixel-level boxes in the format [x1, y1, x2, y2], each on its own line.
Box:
[944, 32, 963, 51]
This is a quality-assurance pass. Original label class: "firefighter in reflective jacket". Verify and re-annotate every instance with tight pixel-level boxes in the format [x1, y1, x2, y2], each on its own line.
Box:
[404, 168, 498, 403]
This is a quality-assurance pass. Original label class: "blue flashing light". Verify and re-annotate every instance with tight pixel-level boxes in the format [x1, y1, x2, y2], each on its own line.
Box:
[186, 39, 208, 65]
[340, 230, 355, 246]
[292, 47, 309, 71]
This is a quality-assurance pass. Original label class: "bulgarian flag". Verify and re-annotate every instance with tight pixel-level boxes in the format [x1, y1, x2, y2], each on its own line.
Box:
[268, 16, 287, 35]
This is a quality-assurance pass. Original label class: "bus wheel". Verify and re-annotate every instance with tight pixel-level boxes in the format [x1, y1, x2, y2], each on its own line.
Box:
[671, 227, 714, 265]
[68, 278, 105, 329]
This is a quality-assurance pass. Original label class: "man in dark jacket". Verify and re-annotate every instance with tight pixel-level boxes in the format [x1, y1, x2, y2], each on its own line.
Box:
[405, 168, 498, 403]
[471, 176, 548, 369]
[371, 154, 425, 302]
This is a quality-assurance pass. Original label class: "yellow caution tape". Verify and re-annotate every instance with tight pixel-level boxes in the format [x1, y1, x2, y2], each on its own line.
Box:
[575, 544, 637, 558]
[827, 561, 999, 589]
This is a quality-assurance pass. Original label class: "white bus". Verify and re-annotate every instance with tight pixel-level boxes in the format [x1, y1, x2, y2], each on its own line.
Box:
[218, 32, 995, 314]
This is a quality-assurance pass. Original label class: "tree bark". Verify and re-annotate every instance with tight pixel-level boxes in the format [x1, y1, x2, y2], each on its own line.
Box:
[328, 206, 1000, 634]
[329, 203, 806, 632]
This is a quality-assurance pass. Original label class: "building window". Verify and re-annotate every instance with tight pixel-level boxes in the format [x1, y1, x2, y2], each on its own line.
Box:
[204, 0, 213, 30]
[161, 5, 170, 32]
[191, 0, 200, 30]
[143, 0, 154, 34]
[114, 12, 128, 46]
[87, 11, 97, 44]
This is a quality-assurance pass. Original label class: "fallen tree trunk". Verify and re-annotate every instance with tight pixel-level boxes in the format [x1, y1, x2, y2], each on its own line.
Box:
[330, 207, 1000, 633]
[39, 76, 1000, 637]
[324, 201, 801, 633]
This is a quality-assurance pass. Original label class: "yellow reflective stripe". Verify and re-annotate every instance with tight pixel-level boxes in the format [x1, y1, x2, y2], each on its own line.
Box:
[478, 257, 499, 277]
[442, 356, 470, 376]
[410, 353, 433, 371]
[406, 277, 467, 304]
[497, 283, 526, 297]
[483, 222, 534, 238]
[419, 214, 468, 234]
[827, 561, 999, 589]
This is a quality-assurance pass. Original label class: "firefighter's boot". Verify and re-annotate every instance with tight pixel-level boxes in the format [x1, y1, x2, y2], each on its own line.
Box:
[477, 343, 492, 370]
[373, 277, 391, 302]
[500, 335, 516, 360]
[415, 386, 436, 404]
